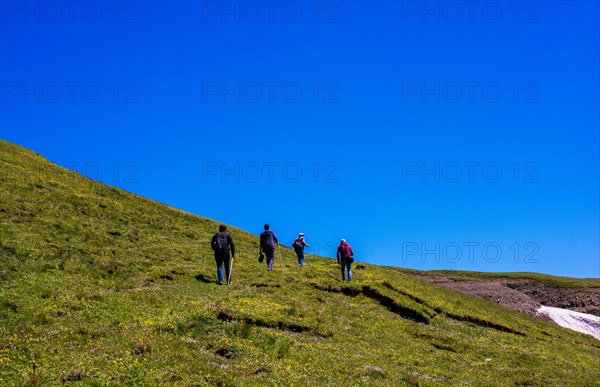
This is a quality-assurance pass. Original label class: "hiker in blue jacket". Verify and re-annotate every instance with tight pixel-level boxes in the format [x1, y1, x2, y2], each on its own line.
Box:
[211, 225, 235, 284]
[260, 224, 279, 271]
[337, 239, 354, 281]
[292, 232, 309, 266]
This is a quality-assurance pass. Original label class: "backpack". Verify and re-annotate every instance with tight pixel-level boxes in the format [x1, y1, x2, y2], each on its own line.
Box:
[213, 233, 229, 254]
[292, 238, 303, 250]
[264, 231, 275, 249]
[340, 244, 353, 261]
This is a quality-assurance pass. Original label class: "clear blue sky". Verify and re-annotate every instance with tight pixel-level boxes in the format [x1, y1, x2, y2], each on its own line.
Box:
[1, 1, 598, 277]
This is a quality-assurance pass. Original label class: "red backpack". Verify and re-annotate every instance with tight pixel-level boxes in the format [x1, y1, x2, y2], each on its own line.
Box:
[340, 244, 353, 260]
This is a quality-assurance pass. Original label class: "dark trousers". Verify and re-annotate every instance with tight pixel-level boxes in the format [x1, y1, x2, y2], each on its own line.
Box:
[215, 253, 231, 283]
[295, 248, 305, 266]
[263, 247, 275, 271]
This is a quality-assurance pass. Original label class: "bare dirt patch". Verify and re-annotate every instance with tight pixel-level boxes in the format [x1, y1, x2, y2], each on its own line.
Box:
[421, 276, 600, 317]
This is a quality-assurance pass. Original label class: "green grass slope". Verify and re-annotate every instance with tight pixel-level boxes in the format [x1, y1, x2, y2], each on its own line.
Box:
[1, 139, 599, 386]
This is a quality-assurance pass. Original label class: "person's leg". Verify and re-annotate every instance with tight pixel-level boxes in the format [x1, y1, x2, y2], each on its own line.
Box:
[223, 254, 231, 283]
[347, 262, 352, 281]
[340, 259, 346, 281]
[215, 255, 224, 284]
[266, 248, 275, 271]
[298, 250, 304, 266]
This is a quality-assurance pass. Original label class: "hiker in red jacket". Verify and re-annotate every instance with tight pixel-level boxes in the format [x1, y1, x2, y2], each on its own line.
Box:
[336, 239, 354, 281]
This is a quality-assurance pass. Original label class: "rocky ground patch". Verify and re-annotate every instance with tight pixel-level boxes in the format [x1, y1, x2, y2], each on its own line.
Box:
[421, 276, 600, 317]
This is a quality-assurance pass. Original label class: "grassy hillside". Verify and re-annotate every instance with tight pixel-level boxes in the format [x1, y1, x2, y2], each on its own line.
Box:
[1, 139, 599, 386]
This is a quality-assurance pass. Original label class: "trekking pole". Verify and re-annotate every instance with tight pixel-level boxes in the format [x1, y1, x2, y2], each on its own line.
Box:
[228, 255, 234, 285]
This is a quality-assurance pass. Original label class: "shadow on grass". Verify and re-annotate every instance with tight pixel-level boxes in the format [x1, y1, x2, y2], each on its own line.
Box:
[194, 273, 214, 284]
[310, 282, 529, 335]
[216, 310, 332, 338]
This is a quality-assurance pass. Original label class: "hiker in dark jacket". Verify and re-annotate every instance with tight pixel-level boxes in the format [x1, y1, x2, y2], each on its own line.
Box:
[259, 224, 279, 271]
[292, 232, 309, 266]
[336, 239, 354, 281]
[211, 225, 235, 284]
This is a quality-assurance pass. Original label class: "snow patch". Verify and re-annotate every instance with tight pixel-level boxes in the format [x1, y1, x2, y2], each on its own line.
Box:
[537, 305, 600, 340]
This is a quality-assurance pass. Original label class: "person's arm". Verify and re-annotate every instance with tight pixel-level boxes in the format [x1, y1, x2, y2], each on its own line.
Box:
[303, 238, 309, 247]
[336, 247, 341, 264]
[228, 234, 235, 257]
[349, 246, 354, 257]
[259, 233, 264, 253]
[274, 234, 279, 246]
